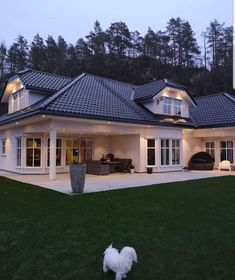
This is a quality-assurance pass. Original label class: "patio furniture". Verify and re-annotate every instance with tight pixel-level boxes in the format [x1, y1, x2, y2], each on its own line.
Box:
[102, 161, 122, 173]
[85, 160, 110, 175]
[115, 159, 132, 173]
[218, 160, 231, 171]
[188, 152, 214, 170]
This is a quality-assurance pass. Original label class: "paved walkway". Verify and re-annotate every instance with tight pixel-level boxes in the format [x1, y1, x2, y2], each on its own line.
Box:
[0, 170, 234, 194]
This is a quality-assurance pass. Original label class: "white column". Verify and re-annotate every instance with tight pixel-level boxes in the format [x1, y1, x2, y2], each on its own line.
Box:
[49, 128, 57, 180]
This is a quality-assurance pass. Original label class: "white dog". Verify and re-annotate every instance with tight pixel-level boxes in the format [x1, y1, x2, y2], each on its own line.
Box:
[103, 244, 137, 280]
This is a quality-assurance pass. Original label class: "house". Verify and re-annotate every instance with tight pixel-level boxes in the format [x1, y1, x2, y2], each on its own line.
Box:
[0, 69, 234, 179]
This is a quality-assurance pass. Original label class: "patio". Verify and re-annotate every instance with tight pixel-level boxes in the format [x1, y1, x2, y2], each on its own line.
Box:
[0, 170, 234, 194]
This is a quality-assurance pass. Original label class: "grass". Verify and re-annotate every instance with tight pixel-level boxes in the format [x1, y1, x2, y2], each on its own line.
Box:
[0, 176, 235, 280]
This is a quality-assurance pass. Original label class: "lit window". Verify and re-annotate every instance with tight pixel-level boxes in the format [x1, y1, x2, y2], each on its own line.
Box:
[220, 141, 233, 163]
[16, 137, 22, 166]
[163, 97, 182, 116]
[47, 139, 62, 166]
[10, 89, 25, 113]
[26, 138, 41, 167]
[147, 139, 155, 166]
[172, 139, 180, 165]
[1, 139, 6, 156]
[161, 139, 170, 165]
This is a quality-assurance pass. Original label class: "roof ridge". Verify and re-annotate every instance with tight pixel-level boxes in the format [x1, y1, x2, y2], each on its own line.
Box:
[94, 76, 148, 120]
[18, 68, 72, 80]
[39, 73, 87, 108]
[87, 73, 136, 87]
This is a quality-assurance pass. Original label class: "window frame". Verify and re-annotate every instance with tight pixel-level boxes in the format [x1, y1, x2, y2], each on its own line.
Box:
[146, 139, 156, 166]
[47, 138, 62, 167]
[16, 137, 22, 167]
[162, 97, 182, 116]
[26, 137, 42, 168]
[205, 141, 215, 160]
[1, 138, 6, 157]
[160, 138, 181, 167]
[220, 140, 234, 163]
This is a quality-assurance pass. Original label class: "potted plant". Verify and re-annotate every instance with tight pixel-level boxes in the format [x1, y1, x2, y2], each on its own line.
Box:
[130, 165, 135, 174]
[147, 158, 154, 174]
[69, 161, 86, 193]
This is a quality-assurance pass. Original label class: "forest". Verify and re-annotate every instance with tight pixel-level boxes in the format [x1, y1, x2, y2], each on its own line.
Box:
[0, 17, 233, 96]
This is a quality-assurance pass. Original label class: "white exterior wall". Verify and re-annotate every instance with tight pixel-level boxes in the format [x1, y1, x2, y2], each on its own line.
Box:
[182, 129, 203, 167]
[110, 135, 141, 172]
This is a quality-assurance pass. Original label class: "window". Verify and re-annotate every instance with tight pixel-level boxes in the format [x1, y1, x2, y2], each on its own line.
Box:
[80, 139, 93, 163]
[161, 139, 170, 165]
[161, 139, 181, 166]
[172, 139, 180, 165]
[163, 97, 182, 116]
[65, 139, 93, 165]
[16, 137, 22, 166]
[147, 139, 155, 166]
[26, 138, 41, 167]
[66, 139, 79, 165]
[163, 98, 172, 114]
[47, 139, 62, 167]
[1, 139, 6, 156]
[10, 89, 25, 113]
[205, 142, 215, 159]
[172, 99, 182, 116]
[220, 141, 233, 163]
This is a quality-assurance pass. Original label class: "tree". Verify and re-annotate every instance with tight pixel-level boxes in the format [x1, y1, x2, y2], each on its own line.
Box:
[181, 21, 200, 68]
[45, 35, 58, 73]
[206, 19, 224, 69]
[106, 22, 132, 56]
[86, 20, 106, 55]
[0, 42, 7, 78]
[29, 34, 46, 71]
[56, 35, 68, 74]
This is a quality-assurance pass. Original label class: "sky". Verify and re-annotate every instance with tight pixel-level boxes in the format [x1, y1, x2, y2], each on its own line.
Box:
[0, 0, 232, 48]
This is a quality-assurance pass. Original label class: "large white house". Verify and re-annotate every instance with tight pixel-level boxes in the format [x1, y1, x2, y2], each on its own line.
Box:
[0, 69, 235, 179]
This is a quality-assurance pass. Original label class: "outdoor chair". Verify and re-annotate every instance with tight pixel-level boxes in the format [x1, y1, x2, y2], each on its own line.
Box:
[218, 160, 231, 171]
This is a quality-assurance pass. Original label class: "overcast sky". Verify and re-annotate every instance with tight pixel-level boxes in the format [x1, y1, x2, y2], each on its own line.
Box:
[0, 0, 232, 48]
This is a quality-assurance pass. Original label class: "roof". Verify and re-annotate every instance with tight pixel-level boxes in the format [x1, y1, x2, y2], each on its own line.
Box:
[41, 73, 194, 127]
[0, 73, 194, 127]
[1, 69, 73, 102]
[134, 78, 196, 106]
[189, 93, 235, 128]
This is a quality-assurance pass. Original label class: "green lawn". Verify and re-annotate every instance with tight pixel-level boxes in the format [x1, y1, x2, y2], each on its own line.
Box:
[0, 176, 235, 280]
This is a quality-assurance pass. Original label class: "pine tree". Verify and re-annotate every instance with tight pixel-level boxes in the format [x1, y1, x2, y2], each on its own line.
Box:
[29, 34, 46, 71]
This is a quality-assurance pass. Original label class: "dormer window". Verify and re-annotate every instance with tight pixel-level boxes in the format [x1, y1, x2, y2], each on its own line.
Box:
[9, 89, 26, 113]
[163, 97, 182, 116]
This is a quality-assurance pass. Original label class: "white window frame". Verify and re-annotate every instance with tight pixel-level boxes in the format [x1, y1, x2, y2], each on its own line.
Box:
[1, 138, 6, 157]
[146, 139, 156, 166]
[160, 138, 181, 167]
[26, 137, 42, 167]
[10, 89, 26, 113]
[161, 139, 170, 166]
[172, 139, 180, 165]
[205, 141, 215, 159]
[16, 137, 22, 166]
[162, 97, 182, 116]
[220, 141, 233, 163]
[47, 138, 62, 167]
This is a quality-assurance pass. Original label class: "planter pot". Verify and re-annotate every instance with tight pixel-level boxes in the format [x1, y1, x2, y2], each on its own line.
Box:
[130, 169, 135, 174]
[69, 163, 86, 193]
[147, 167, 153, 174]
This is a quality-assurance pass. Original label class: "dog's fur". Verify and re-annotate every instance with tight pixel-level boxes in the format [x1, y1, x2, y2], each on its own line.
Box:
[103, 244, 137, 280]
